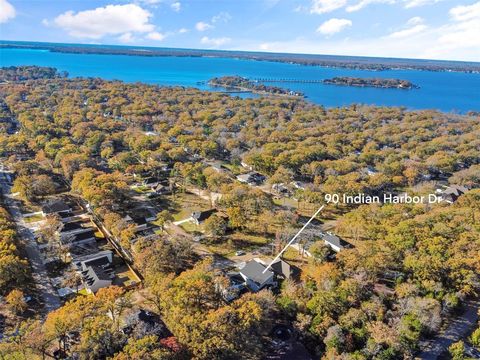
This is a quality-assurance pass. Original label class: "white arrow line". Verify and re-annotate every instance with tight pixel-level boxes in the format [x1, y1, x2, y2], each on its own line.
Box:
[263, 204, 325, 273]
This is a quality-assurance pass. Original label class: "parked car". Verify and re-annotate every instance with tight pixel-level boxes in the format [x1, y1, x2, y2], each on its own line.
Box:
[235, 251, 246, 256]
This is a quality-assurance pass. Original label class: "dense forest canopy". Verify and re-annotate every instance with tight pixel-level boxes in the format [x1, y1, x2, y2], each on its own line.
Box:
[1, 66, 478, 188]
[208, 76, 303, 96]
[0, 66, 479, 360]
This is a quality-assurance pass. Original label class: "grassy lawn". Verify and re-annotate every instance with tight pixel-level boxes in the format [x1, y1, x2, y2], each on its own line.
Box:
[273, 197, 299, 209]
[78, 288, 90, 296]
[94, 229, 105, 238]
[282, 246, 309, 267]
[272, 198, 329, 217]
[204, 231, 272, 256]
[132, 185, 151, 193]
[113, 265, 139, 287]
[172, 208, 192, 221]
[222, 163, 243, 175]
[227, 232, 270, 246]
[18, 201, 41, 215]
[179, 221, 202, 233]
[155, 192, 211, 222]
[23, 213, 44, 223]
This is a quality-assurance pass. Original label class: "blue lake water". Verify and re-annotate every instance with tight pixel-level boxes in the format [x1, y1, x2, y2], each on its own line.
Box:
[1, 47, 479, 112]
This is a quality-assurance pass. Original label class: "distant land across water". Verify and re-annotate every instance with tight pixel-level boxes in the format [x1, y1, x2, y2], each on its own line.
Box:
[1, 41, 479, 112]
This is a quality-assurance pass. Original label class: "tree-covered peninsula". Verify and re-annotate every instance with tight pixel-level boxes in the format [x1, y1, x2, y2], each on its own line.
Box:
[323, 77, 419, 89]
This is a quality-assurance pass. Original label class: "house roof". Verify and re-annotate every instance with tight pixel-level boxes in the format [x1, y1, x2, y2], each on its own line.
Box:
[71, 229, 96, 242]
[443, 185, 468, 196]
[83, 266, 112, 286]
[237, 172, 265, 183]
[74, 250, 112, 265]
[125, 214, 149, 226]
[236, 173, 252, 182]
[81, 255, 112, 271]
[240, 260, 273, 285]
[58, 211, 75, 219]
[154, 183, 167, 191]
[323, 234, 350, 249]
[42, 200, 71, 214]
[61, 221, 86, 232]
[271, 259, 291, 278]
[144, 178, 159, 185]
[191, 209, 216, 222]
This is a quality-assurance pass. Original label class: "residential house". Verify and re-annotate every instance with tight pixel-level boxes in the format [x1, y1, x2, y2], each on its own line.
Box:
[239, 259, 276, 292]
[75, 250, 114, 294]
[236, 172, 266, 185]
[57, 211, 81, 223]
[437, 184, 468, 203]
[221, 258, 293, 300]
[60, 220, 93, 241]
[272, 183, 290, 195]
[65, 229, 97, 246]
[42, 200, 71, 216]
[143, 177, 161, 190]
[292, 233, 352, 257]
[220, 272, 248, 302]
[82, 266, 113, 294]
[74, 250, 113, 269]
[190, 209, 217, 225]
[270, 259, 293, 280]
[153, 183, 170, 195]
[322, 233, 352, 253]
[124, 213, 156, 232]
[291, 181, 306, 190]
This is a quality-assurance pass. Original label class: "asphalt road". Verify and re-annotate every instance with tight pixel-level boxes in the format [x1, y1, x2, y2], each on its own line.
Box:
[0, 169, 62, 314]
[418, 298, 480, 359]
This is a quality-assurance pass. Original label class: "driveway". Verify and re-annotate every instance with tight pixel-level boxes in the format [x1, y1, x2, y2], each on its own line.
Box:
[418, 298, 480, 359]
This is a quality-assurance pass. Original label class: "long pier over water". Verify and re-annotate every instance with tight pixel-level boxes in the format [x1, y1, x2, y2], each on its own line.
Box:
[250, 78, 324, 84]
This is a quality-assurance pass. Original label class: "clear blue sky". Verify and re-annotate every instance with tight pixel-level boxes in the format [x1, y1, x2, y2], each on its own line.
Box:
[1, 0, 479, 61]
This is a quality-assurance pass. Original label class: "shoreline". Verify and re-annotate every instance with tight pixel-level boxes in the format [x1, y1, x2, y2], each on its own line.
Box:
[2, 42, 480, 74]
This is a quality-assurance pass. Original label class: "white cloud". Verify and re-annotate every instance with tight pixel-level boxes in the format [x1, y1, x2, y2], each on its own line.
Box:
[317, 18, 352, 35]
[178, 28, 188, 34]
[171, 2, 181, 12]
[388, 24, 427, 38]
[406, 16, 423, 25]
[307, 0, 444, 13]
[243, 2, 480, 62]
[195, 12, 230, 32]
[53, 4, 154, 39]
[200, 36, 231, 47]
[195, 21, 213, 31]
[310, 0, 347, 14]
[403, 0, 443, 8]
[146, 31, 166, 41]
[388, 17, 427, 38]
[346, 0, 394, 12]
[425, 1, 480, 58]
[212, 11, 231, 23]
[449, 1, 480, 21]
[118, 32, 135, 43]
[0, 0, 15, 23]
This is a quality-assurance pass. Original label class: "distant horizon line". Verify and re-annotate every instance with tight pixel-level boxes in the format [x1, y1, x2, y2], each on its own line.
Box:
[2, 39, 480, 66]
